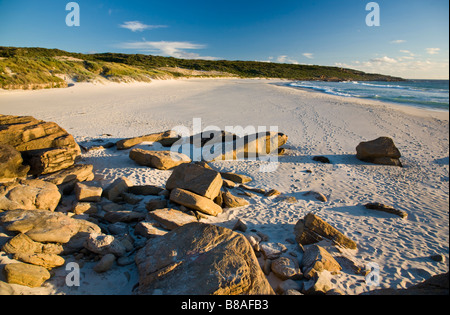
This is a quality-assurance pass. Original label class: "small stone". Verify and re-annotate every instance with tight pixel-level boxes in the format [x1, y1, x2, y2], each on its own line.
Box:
[276, 279, 302, 295]
[145, 199, 168, 211]
[305, 191, 328, 202]
[220, 172, 252, 184]
[223, 191, 250, 208]
[430, 254, 445, 263]
[260, 242, 287, 260]
[93, 254, 116, 273]
[313, 156, 331, 164]
[74, 181, 102, 202]
[232, 219, 248, 232]
[271, 256, 302, 280]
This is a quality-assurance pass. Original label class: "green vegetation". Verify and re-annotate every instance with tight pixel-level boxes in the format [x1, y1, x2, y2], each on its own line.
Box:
[0, 46, 404, 90]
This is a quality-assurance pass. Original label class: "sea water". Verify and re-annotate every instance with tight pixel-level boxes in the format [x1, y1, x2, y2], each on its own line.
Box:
[287, 80, 449, 111]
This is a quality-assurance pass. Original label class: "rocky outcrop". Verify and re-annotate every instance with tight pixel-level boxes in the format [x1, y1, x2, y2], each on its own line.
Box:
[0, 114, 81, 175]
[356, 137, 402, 166]
[135, 222, 275, 295]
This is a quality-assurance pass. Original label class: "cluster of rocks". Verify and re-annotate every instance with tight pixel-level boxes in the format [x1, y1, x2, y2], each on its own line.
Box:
[0, 114, 444, 295]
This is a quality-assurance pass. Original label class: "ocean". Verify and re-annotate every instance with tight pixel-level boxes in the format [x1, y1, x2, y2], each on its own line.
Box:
[287, 80, 449, 111]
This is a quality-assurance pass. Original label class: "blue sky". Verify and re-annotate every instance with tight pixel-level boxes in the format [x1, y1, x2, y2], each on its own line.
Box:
[0, 0, 448, 79]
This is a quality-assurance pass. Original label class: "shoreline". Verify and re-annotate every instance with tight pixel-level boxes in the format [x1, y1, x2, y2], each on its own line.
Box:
[1, 78, 448, 121]
[0, 78, 448, 295]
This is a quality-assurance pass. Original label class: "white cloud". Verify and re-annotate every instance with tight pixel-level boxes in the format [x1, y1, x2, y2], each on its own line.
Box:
[390, 39, 406, 44]
[426, 48, 441, 55]
[277, 55, 299, 64]
[335, 54, 449, 79]
[118, 40, 219, 60]
[369, 56, 398, 64]
[302, 53, 314, 59]
[119, 21, 168, 32]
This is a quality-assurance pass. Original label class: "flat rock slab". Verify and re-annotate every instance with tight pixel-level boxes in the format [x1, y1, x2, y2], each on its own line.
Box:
[170, 188, 223, 216]
[116, 130, 175, 150]
[147, 208, 197, 230]
[130, 149, 191, 170]
[0, 209, 100, 244]
[135, 222, 274, 295]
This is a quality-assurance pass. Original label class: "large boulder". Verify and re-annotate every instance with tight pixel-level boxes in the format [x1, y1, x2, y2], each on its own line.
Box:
[0, 114, 81, 175]
[0, 143, 30, 181]
[356, 137, 402, 166]
[0, 179, 61, 211]
[166, 163, 223, 200]
[301, 245, 342, 279]
[135, 222, 275, 295]
[129, 149, 191, 170]
[294, 213, 357, 250]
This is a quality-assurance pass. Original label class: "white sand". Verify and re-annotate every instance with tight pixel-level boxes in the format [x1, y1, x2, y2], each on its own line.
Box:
[0, 79, 448, 295]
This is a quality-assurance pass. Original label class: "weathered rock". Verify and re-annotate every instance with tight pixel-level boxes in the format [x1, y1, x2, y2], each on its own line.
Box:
[147, 208, 197, 230]
[128, 185, 164, 196]
[2, 233, 43, 255]
[4, 263, 51, 288]
[130, 149, 191, 170]
[74, 181, 102, 202]
[170, 188, 223, 216]
[103, 210, 146, 223]
[232, 219, 248, 233]
[145, 199, 168, 211]
[72, 202, 98, 215]
[223, 191, 250, 208]
[135, 222, 274, 295]
[84, 233, 127, 257]
[239, 184, 266, 195]
[0, 209, 99, 244]
[39, 164, 95, 194]
[265, 189, 281, 197]
[134, 221, 168, 238]
[121, 192, 143, 205]
[13, 252, 65, 269]
[0, 143, 30, 181]
[305, 191, 328, 202]
[364, 202, 408, 219]
[356, 137, 402, 166]
[277, 279, 303, 295]
[313, 156, 331, 164]
[93, 254, 116, 273]
[0, 179, 61, 211]
[116, 130, 176, 150]
[0, 114, 80, 154]
[166, 163, 223, 200]
[220, 172, 252, 184]
[103, 177, 132, 202]
[301, 245, 342, 279]
[23, 147, 79, 175]
[260, 242, 287, 260]
[211, 132, 288, 161]
[271, 256, 302, 280]
[294, 213, 357, 250]
[302, 270, 334, 295]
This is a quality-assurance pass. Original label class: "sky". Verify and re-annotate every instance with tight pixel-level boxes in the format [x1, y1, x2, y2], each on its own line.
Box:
[0, 0, 448, 79]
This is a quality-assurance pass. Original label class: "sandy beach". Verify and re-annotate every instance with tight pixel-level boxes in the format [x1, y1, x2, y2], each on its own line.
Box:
[0, 78, 448, 295]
